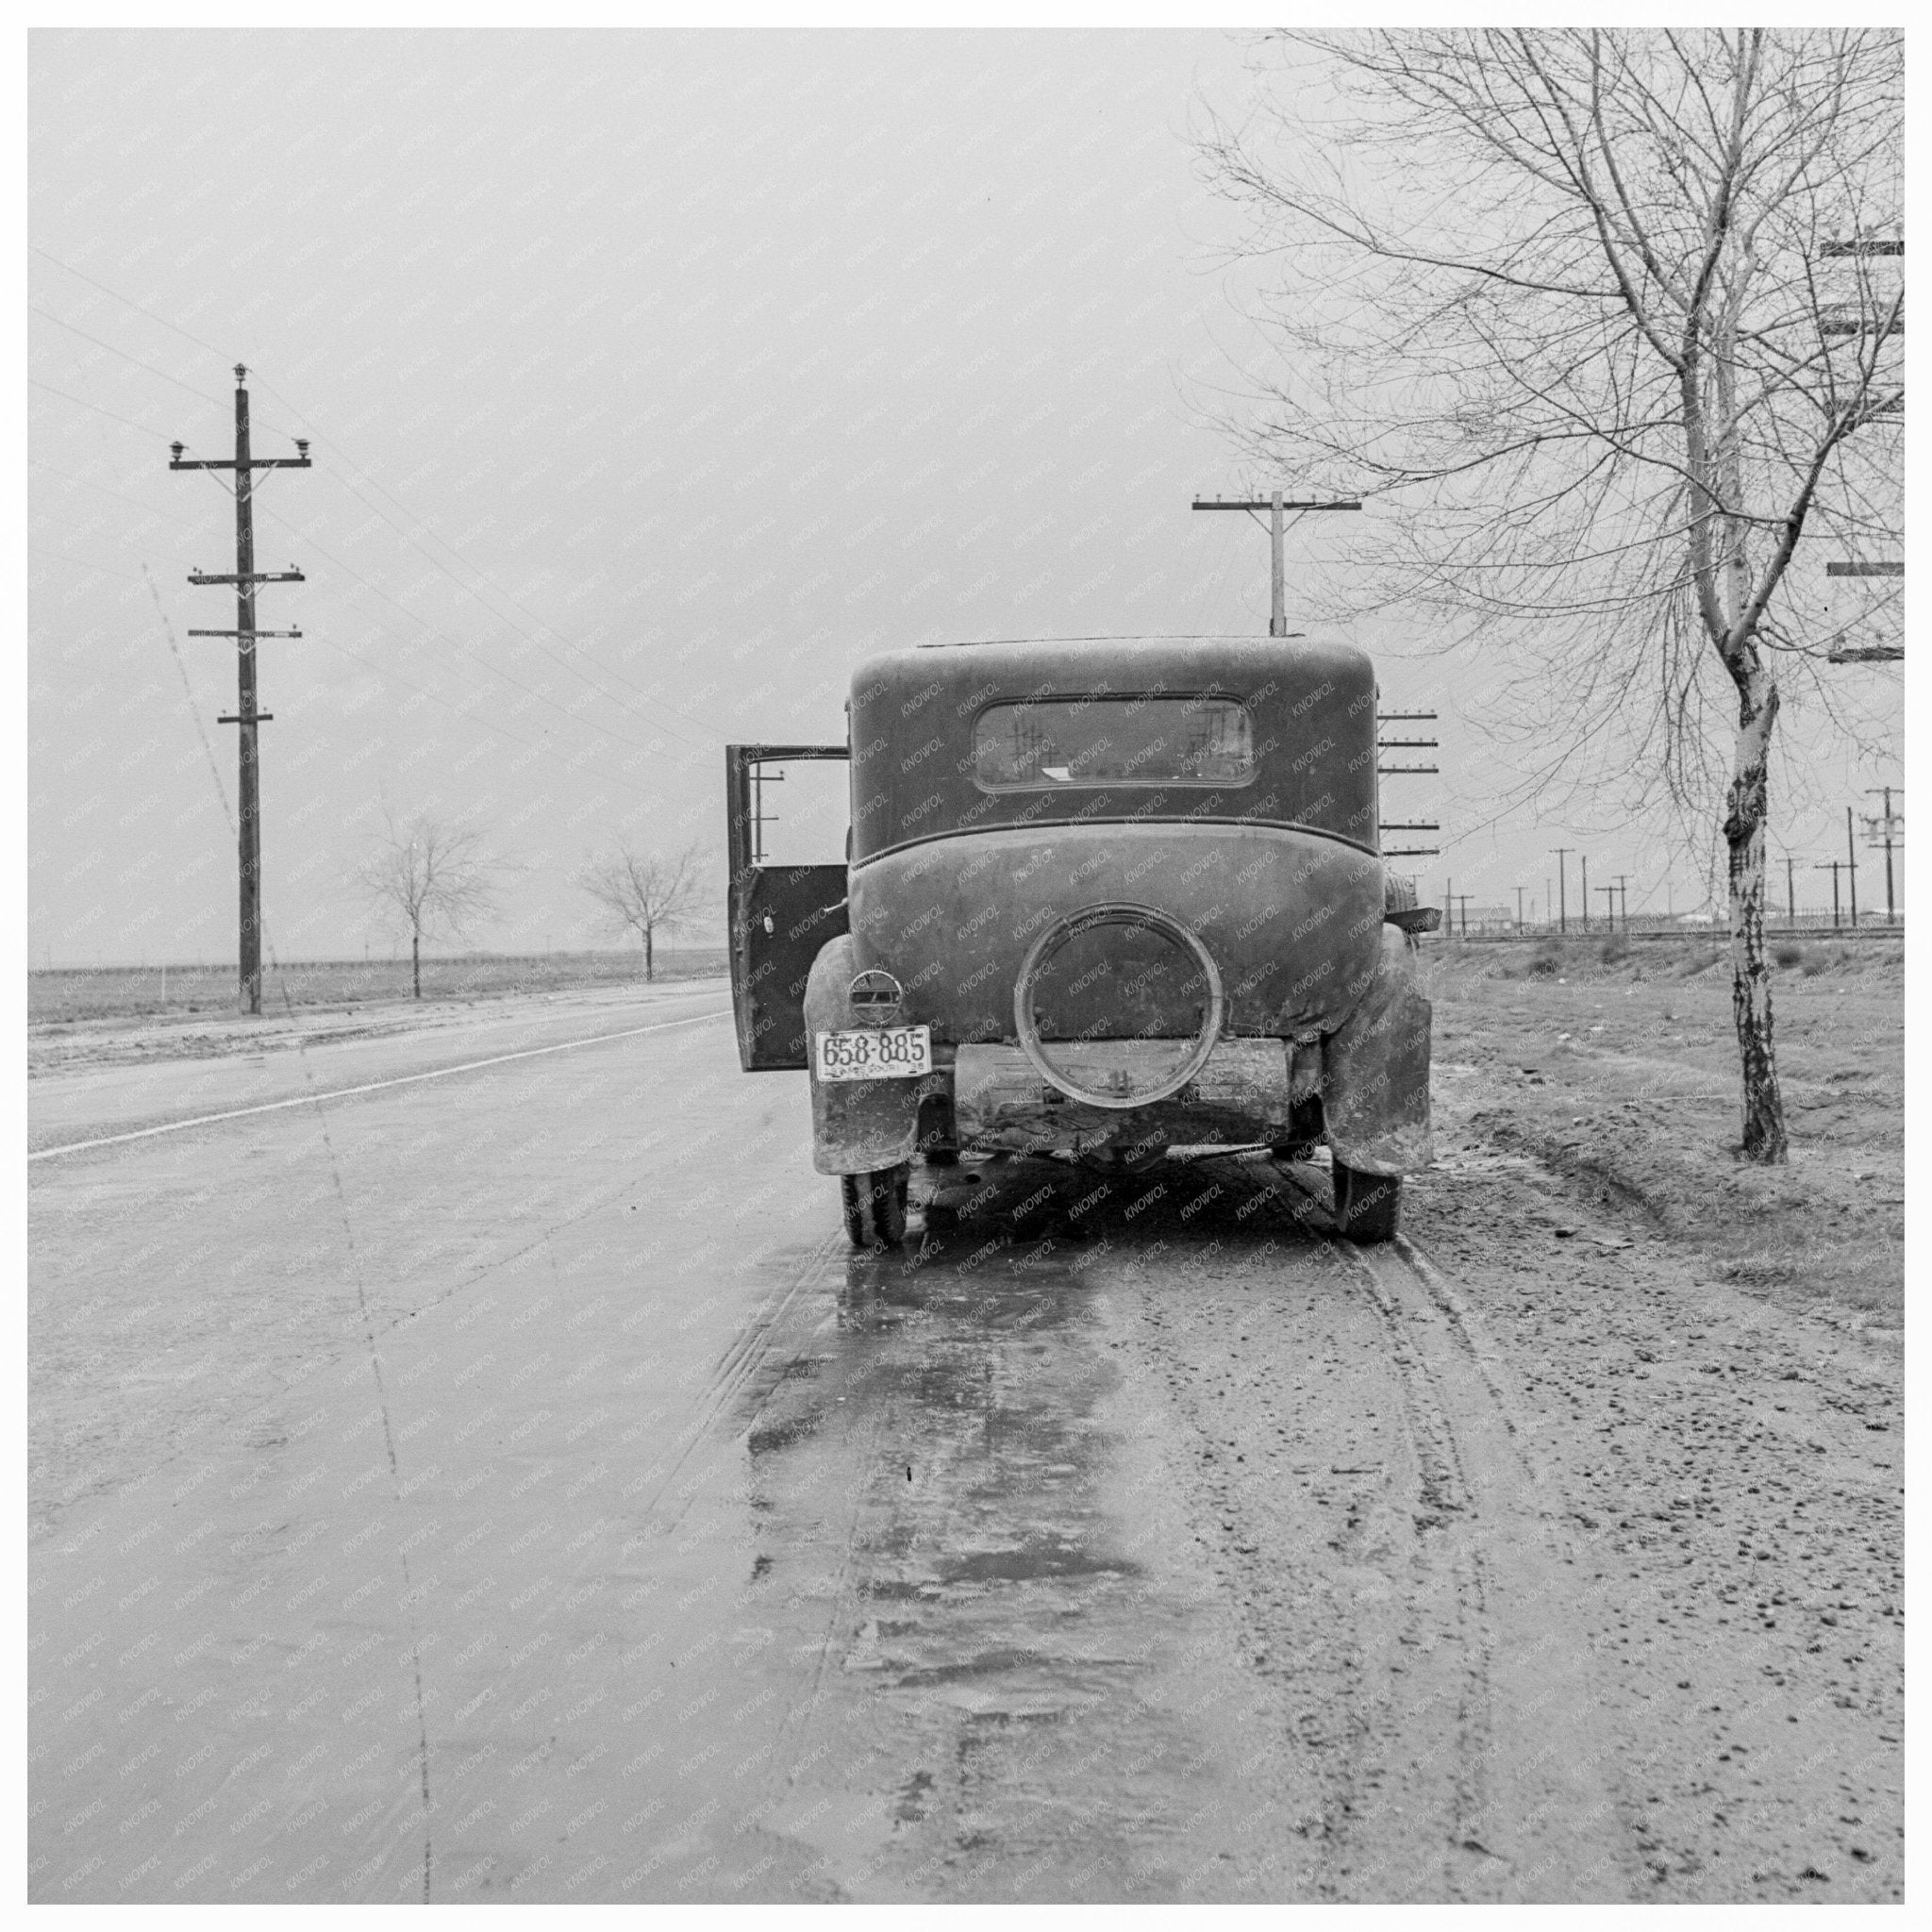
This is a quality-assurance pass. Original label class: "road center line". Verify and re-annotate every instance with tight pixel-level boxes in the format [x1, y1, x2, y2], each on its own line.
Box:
[28, 1005, 732, 1162]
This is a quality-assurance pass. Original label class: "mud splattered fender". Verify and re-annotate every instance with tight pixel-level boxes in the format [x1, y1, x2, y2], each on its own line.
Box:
[1321, 925, 1433, 1176]
[804, 935, 946, 1176]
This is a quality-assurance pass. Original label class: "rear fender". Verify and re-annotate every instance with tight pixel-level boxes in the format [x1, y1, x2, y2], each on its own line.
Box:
[805, 935, 944, 1176]
[1322, 926, 1433, 1175]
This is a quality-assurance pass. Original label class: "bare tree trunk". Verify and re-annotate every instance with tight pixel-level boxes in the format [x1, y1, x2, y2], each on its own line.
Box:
[412, 930, 421, 1001]
[644, 923, 654, 983]
[1724, 676, 1787, 1161]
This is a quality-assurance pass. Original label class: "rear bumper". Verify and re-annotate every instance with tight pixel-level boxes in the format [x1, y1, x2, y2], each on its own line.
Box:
[953, 1039, 1291, 1156]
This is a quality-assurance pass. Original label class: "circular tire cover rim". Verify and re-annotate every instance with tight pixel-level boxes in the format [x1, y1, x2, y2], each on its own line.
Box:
[1012, 902, 1225, 1110]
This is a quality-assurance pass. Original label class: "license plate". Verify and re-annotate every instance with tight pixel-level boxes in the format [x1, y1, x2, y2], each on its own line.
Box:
[815, 1024, 932, 1082]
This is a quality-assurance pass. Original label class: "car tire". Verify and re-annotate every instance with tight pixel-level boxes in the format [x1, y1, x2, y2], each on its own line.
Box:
[841, 1163, 909, 1248]
[1333, 1160, 1401, 1242]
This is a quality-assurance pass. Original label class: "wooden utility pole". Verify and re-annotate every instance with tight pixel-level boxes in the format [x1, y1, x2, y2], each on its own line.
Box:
[171, 366, 309, 1014]
[1191, 491, 1361, 636]
[1785, 854, 1797, 924]
[1550, 849, 1573, 933]
[1514, 885, 1525, 931]
[1815, 861, 1848, 930]
[1579, 853, 1591, 931]
[1448, 892, 1474, 936]
[1863, 787, 1903, 924]
[1612, 873, 1631, 932]
[1846, 806, 1859, 928]
[1595, 884, 1619, 927]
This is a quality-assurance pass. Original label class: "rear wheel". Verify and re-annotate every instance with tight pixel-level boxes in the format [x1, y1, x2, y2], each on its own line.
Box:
[1333, 1160, 1401, 1242]
[841, 1163, 909, 1248]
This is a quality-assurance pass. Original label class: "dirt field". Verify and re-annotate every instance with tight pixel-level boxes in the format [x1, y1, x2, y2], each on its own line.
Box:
[1421, 935, 1905, 1323]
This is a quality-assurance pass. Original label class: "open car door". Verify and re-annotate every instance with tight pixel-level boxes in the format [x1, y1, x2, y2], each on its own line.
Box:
[724, 743, 851, 1071]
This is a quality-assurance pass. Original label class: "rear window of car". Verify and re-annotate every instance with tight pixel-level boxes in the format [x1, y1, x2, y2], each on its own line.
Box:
[972, 696, 1254, 791]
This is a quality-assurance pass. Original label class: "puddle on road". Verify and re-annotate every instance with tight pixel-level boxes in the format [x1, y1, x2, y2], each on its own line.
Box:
[723, 1154, 1333, 1899]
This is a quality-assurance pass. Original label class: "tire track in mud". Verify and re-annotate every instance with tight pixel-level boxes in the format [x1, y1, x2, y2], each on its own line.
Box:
[1115, 1156, 1633, 1900]
[1337, 1233, 1632, 1900]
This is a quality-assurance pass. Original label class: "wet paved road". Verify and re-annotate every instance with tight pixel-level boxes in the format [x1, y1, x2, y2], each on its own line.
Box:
[27, 980, 731, 1155]
[25, 1000, 1882, 1902]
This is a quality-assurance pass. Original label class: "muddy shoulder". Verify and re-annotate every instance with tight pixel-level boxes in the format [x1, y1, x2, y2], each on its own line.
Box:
[1403, 936, 1902, 1901]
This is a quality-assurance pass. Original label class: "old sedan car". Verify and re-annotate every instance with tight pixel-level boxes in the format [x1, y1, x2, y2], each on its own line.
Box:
[725, 635, 1435, 1246]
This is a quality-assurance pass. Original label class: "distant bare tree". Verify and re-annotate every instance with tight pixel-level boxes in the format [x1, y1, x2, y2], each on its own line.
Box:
[579, 839, 707, 981]
[1202, 28, 1902, 1162]
[352, 809, 507, 1000]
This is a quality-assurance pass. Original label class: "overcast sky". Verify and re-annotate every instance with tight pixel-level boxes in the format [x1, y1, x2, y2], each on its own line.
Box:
[29, 29, 1904, 968]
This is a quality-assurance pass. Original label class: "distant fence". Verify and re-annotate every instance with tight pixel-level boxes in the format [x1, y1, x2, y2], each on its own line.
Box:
[1434, 919, 1903, 942]
[27, 950, 730, 1027]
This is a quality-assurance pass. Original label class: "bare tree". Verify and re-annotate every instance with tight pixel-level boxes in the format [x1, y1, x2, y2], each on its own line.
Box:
[578, 839, 707, 982]
[352, 809, 507, 1000]
[1200, 27, 1901, 1162]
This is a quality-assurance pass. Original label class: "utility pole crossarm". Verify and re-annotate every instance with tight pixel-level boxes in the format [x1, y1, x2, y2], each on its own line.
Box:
[1191, 497, 1363, 511]
[168, 456, 311, 471]
[188, 570, 306, 585]
[1191, 488, 1361, 639]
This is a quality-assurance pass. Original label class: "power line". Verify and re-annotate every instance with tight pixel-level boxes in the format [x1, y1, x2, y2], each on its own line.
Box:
[230, 492, 700, 794]
[34, 250, 722, 755]
[30, 458, 220, 532]
[143, 565, 233, 832]
[29, 375, 208, 446]
[245, 490, 691, 765]
[33, 462, 678, 795]
[29, 305, 244, 413]
[35, 387, 684, 800]
[31, 243, 232, 363]
[251, 400, 715, 757]
[38, 255, 717, 754]
[250, 373, 717, 750]
[33, 258, 752, 784]
[28, 542, 145, 581]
